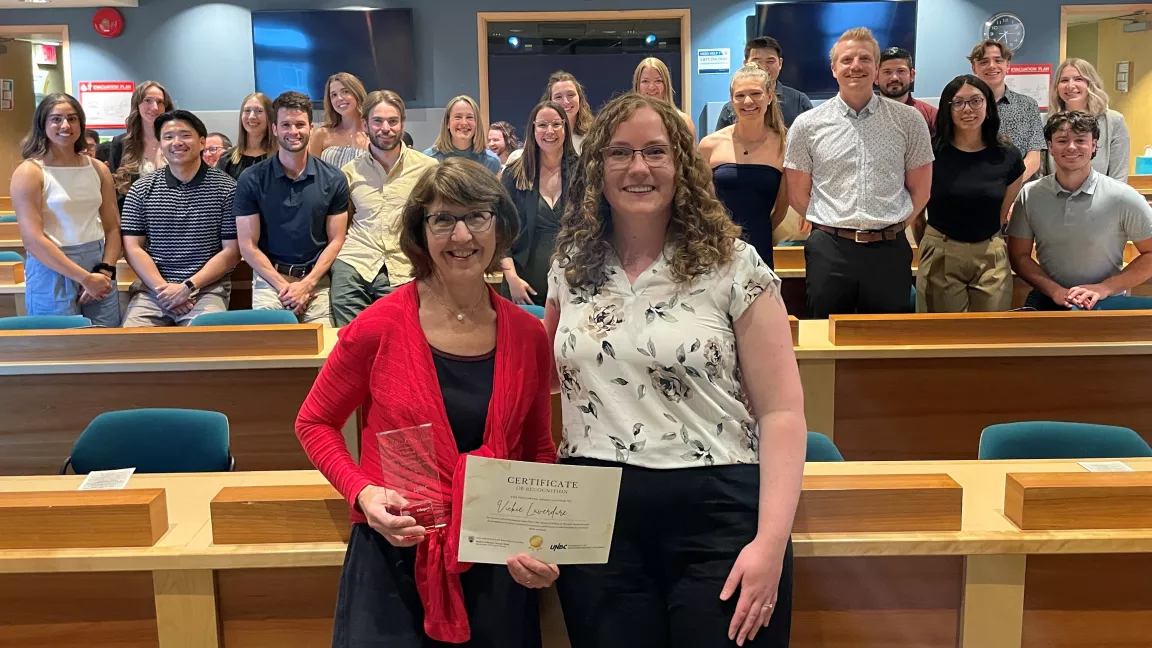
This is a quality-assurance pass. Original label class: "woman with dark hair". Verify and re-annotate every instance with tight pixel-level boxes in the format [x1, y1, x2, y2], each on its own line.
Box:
[499, 101, 577, 306]
[308, 72, 370, 169]
[9, 94, 122, 326]
[218, 92, 277, 180]
[547, 93, 804, 648]
[699, 64, 789, 268]
[107, 81, 175, 202]
[296, 157, 556, 648]
[916, 74, 1025, 312]
[488, 121, 520, 168]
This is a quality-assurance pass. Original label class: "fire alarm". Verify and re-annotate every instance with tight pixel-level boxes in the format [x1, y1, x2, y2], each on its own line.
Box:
[93, 8, 125, 39]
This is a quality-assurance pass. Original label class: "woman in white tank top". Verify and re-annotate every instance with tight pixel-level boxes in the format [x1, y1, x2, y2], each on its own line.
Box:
[9, 93, 123, 327]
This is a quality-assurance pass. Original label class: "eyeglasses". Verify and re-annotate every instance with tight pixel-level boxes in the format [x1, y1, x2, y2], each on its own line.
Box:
[534, 120, 566, 131]
[601, 145, 671, 169]
[204, 146, 227, 155]
[950, 96, 986, 111]
[242, 107, 265, 116]
[425, 211, 494, 236]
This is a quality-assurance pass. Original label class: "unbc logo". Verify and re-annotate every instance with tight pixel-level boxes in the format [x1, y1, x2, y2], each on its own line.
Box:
[550, 543, 568, 551]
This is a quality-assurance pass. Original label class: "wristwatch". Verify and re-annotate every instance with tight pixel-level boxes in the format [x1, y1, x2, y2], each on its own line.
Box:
[183, 279, 197, 293]
[93, 262, 117, 279]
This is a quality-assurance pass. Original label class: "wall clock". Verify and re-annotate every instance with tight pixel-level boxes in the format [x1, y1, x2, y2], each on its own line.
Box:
[984, 13, 1025, 52]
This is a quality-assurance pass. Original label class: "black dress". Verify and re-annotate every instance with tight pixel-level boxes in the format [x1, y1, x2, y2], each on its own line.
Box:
[711, 163, 784, 269]
[216, 150, 271, 181]
[500, 158, 575, 307]
[332, 348, 542, 648]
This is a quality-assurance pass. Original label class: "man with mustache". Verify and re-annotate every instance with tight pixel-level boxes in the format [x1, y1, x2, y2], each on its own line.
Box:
[330, 90, 438, 327]
[877, 47, 937, 136]
[234, 90, 349, 325]
[784, 27, 933, 317]
[1007, 111, 1152, 311]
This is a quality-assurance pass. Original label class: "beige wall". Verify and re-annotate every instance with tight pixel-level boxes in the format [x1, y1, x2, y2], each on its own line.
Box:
[0, 40, 35, 197]
[1096, 19, 1152, 175]
[1066, 23, 1100, 68]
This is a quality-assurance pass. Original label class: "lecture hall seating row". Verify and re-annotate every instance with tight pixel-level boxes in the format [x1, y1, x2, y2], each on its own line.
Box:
[3, 311, 1152, 474]
[4, 460, 1152, 647]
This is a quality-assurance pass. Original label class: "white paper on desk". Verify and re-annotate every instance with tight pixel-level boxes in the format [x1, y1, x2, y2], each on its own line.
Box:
[458, 456, 622, 565]
[1078, 461, 1134, 473]
[77, 468, 136, 490]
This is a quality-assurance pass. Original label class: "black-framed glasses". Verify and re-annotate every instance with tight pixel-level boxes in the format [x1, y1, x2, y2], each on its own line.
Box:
[425, 211, 494, 236]
[950, 96, 987, 111]
[601, 145, 671, 168]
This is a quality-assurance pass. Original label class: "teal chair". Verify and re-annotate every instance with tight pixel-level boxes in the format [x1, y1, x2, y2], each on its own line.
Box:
[0, 315, 91, 330]
[0, 215, 16, 223]
[519, 304, 545, 319]
[1093, 296, 1152, 311]
[0, 251, 23, 262]
[61, 408, 234, 474]
[777, 240, 805, 247]
[978, 421, 1152, 460]
[909, 285, 917, 312]
[806, 432, 845, 462]
[190, 309, 298, 326]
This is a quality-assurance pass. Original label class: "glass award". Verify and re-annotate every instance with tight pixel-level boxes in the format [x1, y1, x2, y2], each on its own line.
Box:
[376, 423, 448, 530]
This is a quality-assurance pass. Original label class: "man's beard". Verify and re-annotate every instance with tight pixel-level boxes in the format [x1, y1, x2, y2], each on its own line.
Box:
[372, 132, 400, 151]
[880, 82, 911, 99]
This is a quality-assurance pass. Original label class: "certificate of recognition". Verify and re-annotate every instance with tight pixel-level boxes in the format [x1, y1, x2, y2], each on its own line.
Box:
[458, 456, 622, 565]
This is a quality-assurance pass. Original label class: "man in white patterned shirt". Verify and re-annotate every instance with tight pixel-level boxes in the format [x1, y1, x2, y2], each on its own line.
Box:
[784, 27, 933, 317]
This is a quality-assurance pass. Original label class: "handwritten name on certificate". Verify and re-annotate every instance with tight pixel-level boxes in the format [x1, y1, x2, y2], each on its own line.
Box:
[458, 456, 622, 565]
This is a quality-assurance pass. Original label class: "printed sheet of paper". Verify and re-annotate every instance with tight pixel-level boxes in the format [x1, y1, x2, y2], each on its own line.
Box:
[458, 456, 621, 565]
[77, 468, 135, 490]
[1078, 461, 1135, 473]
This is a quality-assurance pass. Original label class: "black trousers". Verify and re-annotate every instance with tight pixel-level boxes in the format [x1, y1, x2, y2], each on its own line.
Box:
[556, 460, 793, 648]
[1023, 289, 1070, 311]
[333, 523, 541, 648]
[805, 228, 913, 318]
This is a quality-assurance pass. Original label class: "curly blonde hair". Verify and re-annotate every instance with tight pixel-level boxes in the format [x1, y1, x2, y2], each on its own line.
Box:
[553, 93, 741, 291]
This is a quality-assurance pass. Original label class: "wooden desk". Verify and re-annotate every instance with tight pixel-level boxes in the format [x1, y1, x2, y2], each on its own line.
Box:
[0, 326, 336, 475]
[4, 459, 1152, 647]
[795, 316, 1152, 461]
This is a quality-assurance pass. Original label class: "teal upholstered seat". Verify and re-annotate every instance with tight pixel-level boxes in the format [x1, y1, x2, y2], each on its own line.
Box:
[978, 421, 1152, 460]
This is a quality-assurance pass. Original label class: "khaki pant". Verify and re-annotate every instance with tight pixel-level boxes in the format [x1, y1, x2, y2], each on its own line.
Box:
[916, 225, 1011, 313]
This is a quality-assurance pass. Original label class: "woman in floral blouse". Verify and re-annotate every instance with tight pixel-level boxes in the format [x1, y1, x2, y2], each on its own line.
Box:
[545, 93, 806, 648]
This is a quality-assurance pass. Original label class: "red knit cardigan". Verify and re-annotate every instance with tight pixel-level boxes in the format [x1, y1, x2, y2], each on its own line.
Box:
[295, 281, 556, 643]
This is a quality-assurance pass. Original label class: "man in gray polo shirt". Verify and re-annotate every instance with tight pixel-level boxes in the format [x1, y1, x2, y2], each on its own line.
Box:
[1007, 111, 1152, 310]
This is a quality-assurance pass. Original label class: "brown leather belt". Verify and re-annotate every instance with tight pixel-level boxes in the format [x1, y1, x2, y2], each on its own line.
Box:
[813, 222, 906, 243]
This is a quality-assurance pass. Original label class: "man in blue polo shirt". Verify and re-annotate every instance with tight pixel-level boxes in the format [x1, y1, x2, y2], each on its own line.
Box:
[715, 36, 813, 130]
[234, 91, 349, 324]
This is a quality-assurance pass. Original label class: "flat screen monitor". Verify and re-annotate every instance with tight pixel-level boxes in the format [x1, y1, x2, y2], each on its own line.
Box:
[252, 9, 416, 105]
[750, 0, 917, 99]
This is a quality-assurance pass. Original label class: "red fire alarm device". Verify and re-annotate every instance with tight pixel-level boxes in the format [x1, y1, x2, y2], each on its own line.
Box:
[93, 8, 125, 39]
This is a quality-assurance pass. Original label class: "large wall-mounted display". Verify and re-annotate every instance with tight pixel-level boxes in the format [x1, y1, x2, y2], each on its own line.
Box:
[252, 9, 416, 105]
[750, 0, 917, 99]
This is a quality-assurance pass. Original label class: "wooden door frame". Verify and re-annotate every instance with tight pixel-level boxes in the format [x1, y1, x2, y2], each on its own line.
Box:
[1059, 4, 1151, 61]
[0, 25, 72, 95]
[476, 9, 692, 126]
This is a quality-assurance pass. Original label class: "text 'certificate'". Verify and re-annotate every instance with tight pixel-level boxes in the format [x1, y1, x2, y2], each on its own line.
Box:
[458, 456, 622, 565]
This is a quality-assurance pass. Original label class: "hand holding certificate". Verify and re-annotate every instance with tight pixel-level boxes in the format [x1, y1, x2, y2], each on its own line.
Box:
[458, 456, 623, 565]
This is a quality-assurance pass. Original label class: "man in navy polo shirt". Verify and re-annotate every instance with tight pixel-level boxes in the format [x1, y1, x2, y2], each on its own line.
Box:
[234, 91, 349, 324]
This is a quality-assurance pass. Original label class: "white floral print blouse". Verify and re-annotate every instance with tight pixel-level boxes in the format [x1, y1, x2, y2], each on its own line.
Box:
[547, 241, 781, 468]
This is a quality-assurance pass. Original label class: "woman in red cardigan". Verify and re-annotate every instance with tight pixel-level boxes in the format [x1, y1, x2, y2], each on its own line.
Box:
[296, 158, 559, 647]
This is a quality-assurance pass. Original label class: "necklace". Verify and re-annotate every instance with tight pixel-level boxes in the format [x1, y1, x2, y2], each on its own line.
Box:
[733, 127, 769, 156]
[426, 283, 487, 322]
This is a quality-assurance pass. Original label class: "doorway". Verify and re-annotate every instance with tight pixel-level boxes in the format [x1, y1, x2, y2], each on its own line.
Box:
[0, 24, 71, 196]
[1060, 5, 1152, 176]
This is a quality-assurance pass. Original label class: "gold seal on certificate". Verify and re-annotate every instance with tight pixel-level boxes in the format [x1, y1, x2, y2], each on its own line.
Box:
[458, 456, 623, 565]
[376, 424, 448, 530]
